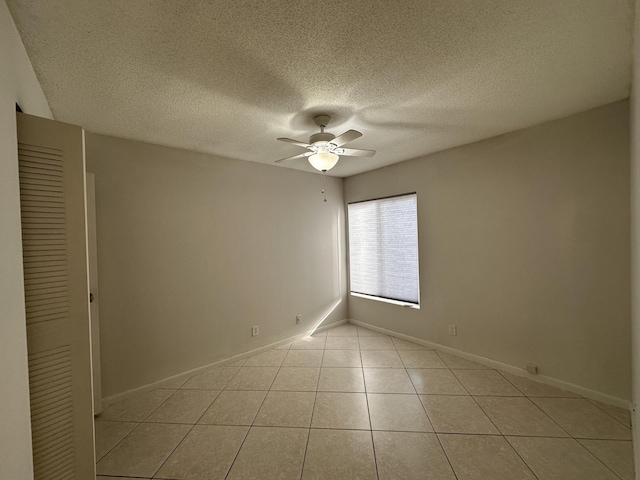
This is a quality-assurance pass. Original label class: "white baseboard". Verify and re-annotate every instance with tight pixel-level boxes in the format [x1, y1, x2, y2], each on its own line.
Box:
[104, 317, 630, 411]
[348, 319, 631, 410]
[102, 319, 348, 406]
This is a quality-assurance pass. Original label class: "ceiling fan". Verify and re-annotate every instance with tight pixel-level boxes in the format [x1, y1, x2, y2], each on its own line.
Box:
[275, 114, 375, 172]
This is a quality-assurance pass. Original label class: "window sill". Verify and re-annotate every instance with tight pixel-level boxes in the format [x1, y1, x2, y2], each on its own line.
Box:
[350, 292, 420, 309]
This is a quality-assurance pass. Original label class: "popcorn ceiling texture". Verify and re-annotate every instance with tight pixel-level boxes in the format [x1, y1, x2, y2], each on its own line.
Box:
[6, 0, 633, 177]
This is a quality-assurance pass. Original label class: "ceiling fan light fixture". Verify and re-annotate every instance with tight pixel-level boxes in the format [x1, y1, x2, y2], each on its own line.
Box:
[275, 114, 375, 173]
[308, 152, 339, 172]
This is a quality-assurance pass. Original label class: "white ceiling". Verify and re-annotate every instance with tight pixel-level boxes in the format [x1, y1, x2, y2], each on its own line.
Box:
[7, 0, 634, 177]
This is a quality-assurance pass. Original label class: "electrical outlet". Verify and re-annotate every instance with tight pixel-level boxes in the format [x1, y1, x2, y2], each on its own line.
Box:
[251, 325, 259, 336]
[448, 325, 457, 336]
[296, 314, 302, 324]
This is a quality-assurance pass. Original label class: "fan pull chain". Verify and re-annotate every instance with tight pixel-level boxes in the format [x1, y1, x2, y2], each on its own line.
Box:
[322, 171, 327, 202]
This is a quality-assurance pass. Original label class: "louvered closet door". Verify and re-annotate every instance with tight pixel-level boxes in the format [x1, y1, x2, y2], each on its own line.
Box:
[17, 112, 95, 479]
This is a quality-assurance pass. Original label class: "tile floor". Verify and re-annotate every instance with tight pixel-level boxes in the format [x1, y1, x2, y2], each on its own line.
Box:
[95, 323, 634, 480]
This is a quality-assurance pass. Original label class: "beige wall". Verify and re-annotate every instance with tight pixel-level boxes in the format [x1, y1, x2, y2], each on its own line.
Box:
[86, 134, 347, 397]
[345, 101, 631, 400]
[630, 1, 640, 466]
[0, 1, 52, 478]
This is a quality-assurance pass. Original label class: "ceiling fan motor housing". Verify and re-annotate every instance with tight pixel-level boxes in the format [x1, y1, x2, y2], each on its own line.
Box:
[310, 132, 335, 144]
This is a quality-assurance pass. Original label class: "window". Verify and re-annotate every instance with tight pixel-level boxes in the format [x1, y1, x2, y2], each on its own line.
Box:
[348, 193, 420, 307]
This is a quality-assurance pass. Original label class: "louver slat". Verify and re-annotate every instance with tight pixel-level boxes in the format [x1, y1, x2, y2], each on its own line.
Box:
[19, 141, 78, 480]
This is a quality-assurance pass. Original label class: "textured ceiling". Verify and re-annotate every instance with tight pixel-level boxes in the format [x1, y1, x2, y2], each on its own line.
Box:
[7, 0, 634, 177]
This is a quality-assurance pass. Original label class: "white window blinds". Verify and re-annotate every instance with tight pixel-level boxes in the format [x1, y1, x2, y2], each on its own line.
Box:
[348, 193, 420, 305]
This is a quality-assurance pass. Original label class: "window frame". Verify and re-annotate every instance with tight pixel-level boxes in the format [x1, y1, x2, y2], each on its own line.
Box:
[347, 192, 420, 309]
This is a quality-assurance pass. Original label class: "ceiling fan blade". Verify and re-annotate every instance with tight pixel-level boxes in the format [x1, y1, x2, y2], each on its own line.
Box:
[331, 130, 362, 147]
[339, 148, 376, 157]
[275, 151, 312, 163]
[277, 137, 311, 148]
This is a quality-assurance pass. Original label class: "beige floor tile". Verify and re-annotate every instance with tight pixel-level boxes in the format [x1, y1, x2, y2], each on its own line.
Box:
[588, 399, 632, 428]
[317, 367, 365, 392]
[226, 358, 247, 367]
[420, 395, 499, 434]
[507, 436, 620, 480]
[94, 421, 138, 461]
[453, 369, 523, 396]
[326, 324, 359, 336]
[363, 368, 415, 393]
[98, 389, 174, 422]
[312, 392, 370, 430]
[254, 391, 315, 427]
[437, 351, 488, 369]
[275, 342, 292, 350]
[322, 349, 362, 367]
[324, 336, 360, 349]
[302, 429, 377, 480]
[160, 376, 188, 388]
[145, 389, 219, 424]
[439, 434, 536, 480]
[290, 336, 326, 350]
[368, 393, 433, 432]
[271, 367, 320, 391]
[499, 371, 580, 397]
[373, 431, 456, 480]
[282, 349, 323, 367]
[358, 336, 396, 349]
[226, 427, 308, 480]
[392, 337, 429, 350]
[199, 390, 266, 425]
[224, 366, 279, 390]
[532, 398, 632, 439]
[243, 349, 288, 367]
[474, 396, 569, 437]
[399, 350, 448, 368]
[579, 439, 635, 480]
[357, 326, 388, 337]
[408, 368, 468, 395]
[361, 349, 404, 367]
[155, 425, 248, 480]
[181, 367, 240, 390]
[96, 423, 190, 478]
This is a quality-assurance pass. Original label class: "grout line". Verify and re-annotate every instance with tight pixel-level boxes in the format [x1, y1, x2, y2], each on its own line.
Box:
[499, 436, 541, 480]
[94, 421, 141, 465]
[412, 357, 458, 479]
[221, 355, 285, 479]
[220, 426, 251, 480]
[299, 345, 324, 480]
[422, 356, 474, 480]
[433, 434, 460, 480]
[449, 368, 540, 479]
[573, 439, 628, 480]
[97, 370, 238, 472]
[367, 410, 380, 480]
[586, 398, 633, 429]
[149, 423, 198, 478]
[147, 387, 226, 478]
[493, 383, 574, 438]
[464, 388, 541, 479]
[357, 330, 380, 480]
[106, 391, 186, 478]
